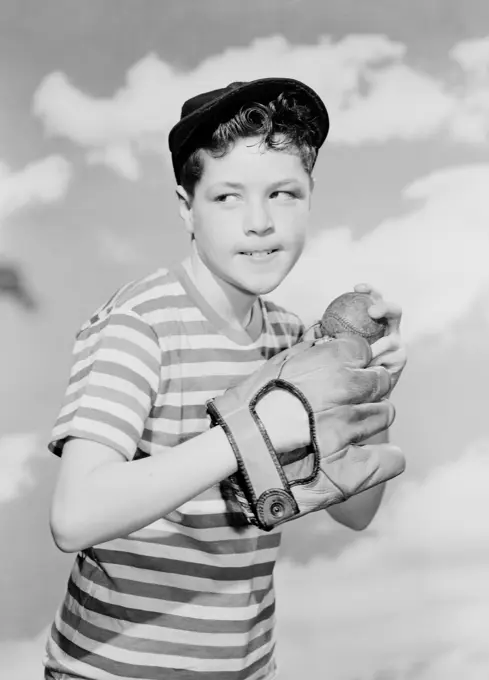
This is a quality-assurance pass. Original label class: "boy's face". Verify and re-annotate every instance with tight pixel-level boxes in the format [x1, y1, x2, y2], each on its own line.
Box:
[179, 136, 313, 297]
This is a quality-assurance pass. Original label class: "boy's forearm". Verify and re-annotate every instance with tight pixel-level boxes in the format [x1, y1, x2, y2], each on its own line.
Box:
[51, 426, 238, 553]
[50, 392, 298, 552]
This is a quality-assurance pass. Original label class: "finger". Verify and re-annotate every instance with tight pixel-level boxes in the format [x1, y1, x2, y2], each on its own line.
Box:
[368, 300, 402, 321]
[353, 283, 402, 324]
[316, 401, 395, 453]
[354, 282, 377, 297]
[370, 346, 407, 370]
[340, 365, 392, 404]
[317, 334, 373, 368]
[354, 283, 386, 306]
[330, 443, 406, 496]
[307, 363, 390, 407]
[370, 334, 401, 361]
[345, 401, 396, 442]
[285, 334, 373, 375]
[368, 300, 402, 334]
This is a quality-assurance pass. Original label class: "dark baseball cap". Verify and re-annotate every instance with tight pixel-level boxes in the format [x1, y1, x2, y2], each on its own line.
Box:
[168, 77, 329, 182]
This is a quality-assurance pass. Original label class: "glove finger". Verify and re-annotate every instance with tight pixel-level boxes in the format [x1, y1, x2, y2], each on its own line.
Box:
[316, 401, 395, 454]
[308, 364, 391, 407]
[281, 335, 373, 387]
[289, 443, 405, 513]
[314, 334, 373, 368]
[322, 442, 405, 498]
[346, 365, 391, 403]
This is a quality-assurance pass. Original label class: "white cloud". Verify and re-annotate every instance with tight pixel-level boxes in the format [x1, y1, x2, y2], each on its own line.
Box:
[447, 38, 489, 144]
[269, 163, 489, 343]
[32, 33, 489, 179]
[0, 433, 41, 503]
[0, 156, 72, 222]
[334, 62, 454, 143]
[275, 441, 489, 679]
[0, 628, 48, 678]
[87, 144, 141, 180]
[451, 37, 489, 79]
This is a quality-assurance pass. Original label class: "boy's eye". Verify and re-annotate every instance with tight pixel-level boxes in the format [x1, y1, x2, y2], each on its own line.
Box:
[214, 193, 239, 203]
[270, 190, 299, 200]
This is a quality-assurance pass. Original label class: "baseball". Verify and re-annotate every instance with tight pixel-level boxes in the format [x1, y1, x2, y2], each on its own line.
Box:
[320, 291, 387, 344]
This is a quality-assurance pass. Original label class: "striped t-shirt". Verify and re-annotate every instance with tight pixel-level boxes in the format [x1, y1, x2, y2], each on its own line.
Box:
[45, 263, 304, 680]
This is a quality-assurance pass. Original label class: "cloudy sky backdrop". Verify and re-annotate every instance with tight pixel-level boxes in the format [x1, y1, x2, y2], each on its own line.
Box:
[2, 1, 489, 678]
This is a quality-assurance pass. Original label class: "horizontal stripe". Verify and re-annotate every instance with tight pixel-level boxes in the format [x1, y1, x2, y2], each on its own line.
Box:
[163, 509, 256, 530]
[130, 514, 279, 543]
[73, 349, 159, 391]
[62, 383, 150, 422]
[60, 408, 141, 445]
[65, 373, 154, 409]
[84, 561, 274, 595]
[141, 416, 208, 435]
[53, 619, 275, 671]
[49, 629, 275, 680]
[155, 388, 235, 407]
[69, 358, 157, 400]
[162, 333, 274, 351]
[75, 334, 161, 379]
[128, 526, 275, 554]
[71, 568, 276, 622]
[61, 600, 274, 658]
[145, 402, 206, 421]
[67, 576, 275, 634]
[78, 319, 161, 359]
[159, 347, 272, 365]
[149, 319, 290, 342]
[66, 396, 145, 433]
[64, 591, 274, 646]
[92, 546, 277, 578]
[169, 359, 265, 378]
[76, 564, 272, 609]
[51, 418, 136, 459]
[105, 531, 279, 563]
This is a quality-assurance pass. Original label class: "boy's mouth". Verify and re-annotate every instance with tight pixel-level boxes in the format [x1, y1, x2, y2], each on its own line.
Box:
[240, 249, 279, 259]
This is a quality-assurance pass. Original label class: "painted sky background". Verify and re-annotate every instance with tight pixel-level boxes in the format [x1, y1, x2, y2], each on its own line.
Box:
[2, 1, 489, 678]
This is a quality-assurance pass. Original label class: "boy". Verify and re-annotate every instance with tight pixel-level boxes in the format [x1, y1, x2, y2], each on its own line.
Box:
[44, 78, 406, 679]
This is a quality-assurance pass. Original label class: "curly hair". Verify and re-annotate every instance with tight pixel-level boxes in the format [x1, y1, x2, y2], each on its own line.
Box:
[179, 92, 321, 197]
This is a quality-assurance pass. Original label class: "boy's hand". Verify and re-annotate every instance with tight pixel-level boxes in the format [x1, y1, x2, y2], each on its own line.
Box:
[354, 283, 407, 393]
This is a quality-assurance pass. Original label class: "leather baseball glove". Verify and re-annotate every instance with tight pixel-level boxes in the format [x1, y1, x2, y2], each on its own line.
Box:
[207, 334, 405, 531]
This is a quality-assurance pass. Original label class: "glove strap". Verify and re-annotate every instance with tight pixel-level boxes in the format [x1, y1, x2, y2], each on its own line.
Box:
[207, 401, 299, 531]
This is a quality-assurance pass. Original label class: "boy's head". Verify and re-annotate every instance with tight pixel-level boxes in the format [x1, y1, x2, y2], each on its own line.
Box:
[168, 79, 329, 297]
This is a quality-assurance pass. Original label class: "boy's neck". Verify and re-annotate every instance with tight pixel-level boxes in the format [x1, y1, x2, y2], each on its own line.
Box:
[182, 246, 257, 331]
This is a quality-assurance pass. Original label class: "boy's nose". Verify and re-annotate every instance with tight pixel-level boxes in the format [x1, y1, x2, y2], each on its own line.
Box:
[244, 203, 274, 235]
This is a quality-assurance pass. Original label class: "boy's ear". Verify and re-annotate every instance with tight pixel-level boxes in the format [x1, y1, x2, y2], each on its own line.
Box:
[176, 186, 194, 236]
[307, 175, 315, 208]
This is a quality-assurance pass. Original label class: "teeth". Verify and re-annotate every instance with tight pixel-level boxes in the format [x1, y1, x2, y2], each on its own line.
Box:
[244, 250, 274, 258]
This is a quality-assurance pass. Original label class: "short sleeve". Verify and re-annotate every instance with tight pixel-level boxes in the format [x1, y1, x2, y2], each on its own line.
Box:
[49, 308, 161, 461]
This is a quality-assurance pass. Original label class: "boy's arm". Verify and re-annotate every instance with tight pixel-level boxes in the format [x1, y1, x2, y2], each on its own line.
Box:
[50, 390, 306, 553]
[51, 429, 236, 552]
[325, 285, 407, 531]
[325, 429, 388, 531]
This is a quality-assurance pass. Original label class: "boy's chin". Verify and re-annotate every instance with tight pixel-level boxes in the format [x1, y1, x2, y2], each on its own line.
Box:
[237, 276, 285, 297]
